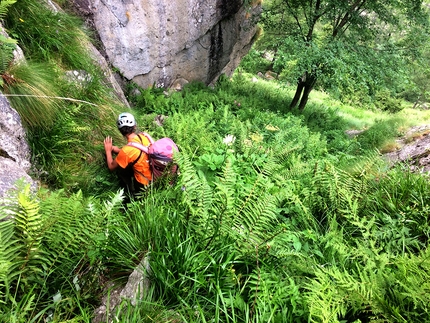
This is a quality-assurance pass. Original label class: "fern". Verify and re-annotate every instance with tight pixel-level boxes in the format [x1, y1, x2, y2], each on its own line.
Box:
[177, 151, 283, 259]
[0, 40, 15, 75]
[176, 152, 214, 230]
[303, 239, 430, 323]
[380, 247, 430, 321]
[0, 185, 51, 313]
[312, 162, 362, 216]
[304, 261, 380, 322]
[0, 205, 21, 300]
[0, 0, 16, 19]
[14, 186, 48, 276]
[38, 189, 122, 284]
[0, 185, 123, 319]
[245, 269, 305, 322]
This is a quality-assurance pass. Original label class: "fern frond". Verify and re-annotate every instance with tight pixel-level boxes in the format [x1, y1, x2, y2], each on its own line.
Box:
[0, 42, 14, 74]
[10, 186, 51, 278]
[217, 155, 281, 251]
[246, 269, 304, 322]
[39, 189, 110, 269]
[0, 185, 53, 303]
[210, 155, 239, 241]
[235, 190, 279, 248]
[0, 207, 22, 300]
[382, 247, 430, 320]
[176, 152, 213, 229]
[177, 151, 282, 254]
[301, 160, 365, 234]
[0, 0, 16, 19]
[305, 264, 376, 323]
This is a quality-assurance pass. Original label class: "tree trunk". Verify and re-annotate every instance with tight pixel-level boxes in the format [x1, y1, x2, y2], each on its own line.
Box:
[299, 73, 317, 111]
[289, 74, 306, 109]
[289, 71, 317, 111]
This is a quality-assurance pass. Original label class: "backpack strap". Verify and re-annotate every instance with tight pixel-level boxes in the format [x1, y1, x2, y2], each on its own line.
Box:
[127, 132, 154, 153]
[128, 133, 153, 183]
[128, 141, 149, 154]
[129, 134, 146, 166]
[140, 132, 155, 145]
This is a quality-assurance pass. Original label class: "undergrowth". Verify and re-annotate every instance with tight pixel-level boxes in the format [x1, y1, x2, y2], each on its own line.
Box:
[1, 1, 430, 322]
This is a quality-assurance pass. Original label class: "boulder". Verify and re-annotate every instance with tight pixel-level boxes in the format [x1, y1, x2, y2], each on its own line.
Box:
[92, 257, 151, 323]
[72, 0, 262, 89]
[384, 125, 430, 173]
[0, 25, 37, 199]
[0, 95, 37, 199]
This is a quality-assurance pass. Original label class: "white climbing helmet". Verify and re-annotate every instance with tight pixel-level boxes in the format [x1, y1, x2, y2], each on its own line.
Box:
[117, 112, 136, 129]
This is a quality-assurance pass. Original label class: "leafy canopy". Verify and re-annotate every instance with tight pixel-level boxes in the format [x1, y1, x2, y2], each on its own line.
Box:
[258, 0, 429, 108]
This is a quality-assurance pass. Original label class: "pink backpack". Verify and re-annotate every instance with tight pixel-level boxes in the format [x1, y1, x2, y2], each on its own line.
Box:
[128, 133, 179, 182]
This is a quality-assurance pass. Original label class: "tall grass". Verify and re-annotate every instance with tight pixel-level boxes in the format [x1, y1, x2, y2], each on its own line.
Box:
[1, 1, 430, 322]
[4, 0, 93, 68]
[0, 0, 126, 196]
[2, 61, 62, 129]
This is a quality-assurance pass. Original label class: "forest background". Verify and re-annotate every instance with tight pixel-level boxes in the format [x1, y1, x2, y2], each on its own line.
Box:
[1, 0, 430, 322]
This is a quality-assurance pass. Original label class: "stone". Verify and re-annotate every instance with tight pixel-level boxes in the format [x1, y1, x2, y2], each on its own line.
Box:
[0, 95, 31, 172]
[153, 115, 167, 127]
[0, 157, 36, 199]
[92, 257, 151, 323]
[345, 129, 365, 138]
[170, 78, 189, 91]
[0, 25, 38, 199]
[0, 95, 37, 199]
[264, 70, 277, 80]
[72, 0, 262, 89]
[384, 125, 430, 173]
[119, 257, 151, 306]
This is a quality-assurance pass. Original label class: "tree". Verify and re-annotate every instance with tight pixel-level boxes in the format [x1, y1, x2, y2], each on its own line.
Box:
[259, 0, 429, 110]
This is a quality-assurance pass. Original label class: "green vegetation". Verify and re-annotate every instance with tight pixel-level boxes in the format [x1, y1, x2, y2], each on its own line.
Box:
[0, 0, 430, 322]
[248, 0, 429, 110]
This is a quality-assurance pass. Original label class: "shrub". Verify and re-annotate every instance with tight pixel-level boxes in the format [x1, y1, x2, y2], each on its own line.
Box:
[239, 48, 273, 74]
[374, 90, 404, 113]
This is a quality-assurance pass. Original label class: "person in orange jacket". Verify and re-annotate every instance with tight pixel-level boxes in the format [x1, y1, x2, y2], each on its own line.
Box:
[104, 112, 152, 198]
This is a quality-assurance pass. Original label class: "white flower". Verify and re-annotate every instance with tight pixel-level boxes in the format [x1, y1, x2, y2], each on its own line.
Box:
[223, 134, 236, 146]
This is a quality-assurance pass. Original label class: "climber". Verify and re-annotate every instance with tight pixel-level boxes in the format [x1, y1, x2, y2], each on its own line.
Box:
[103, 112, 152, 198]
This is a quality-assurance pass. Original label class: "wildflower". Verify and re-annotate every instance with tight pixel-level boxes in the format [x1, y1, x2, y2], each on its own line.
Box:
[19, 18, 24, 22]
[223, 134, 236, 146]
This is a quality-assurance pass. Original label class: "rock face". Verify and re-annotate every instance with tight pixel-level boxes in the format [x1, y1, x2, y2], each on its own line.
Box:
[72, 0, 261, 89]
[0, 94, 36, 198]
[0, 24, 36, 199]
[385, 125, 430, 173]
[42, 1, 130, 107]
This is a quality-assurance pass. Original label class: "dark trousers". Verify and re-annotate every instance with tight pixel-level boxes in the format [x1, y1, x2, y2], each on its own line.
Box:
[116, 167, 146, 201]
